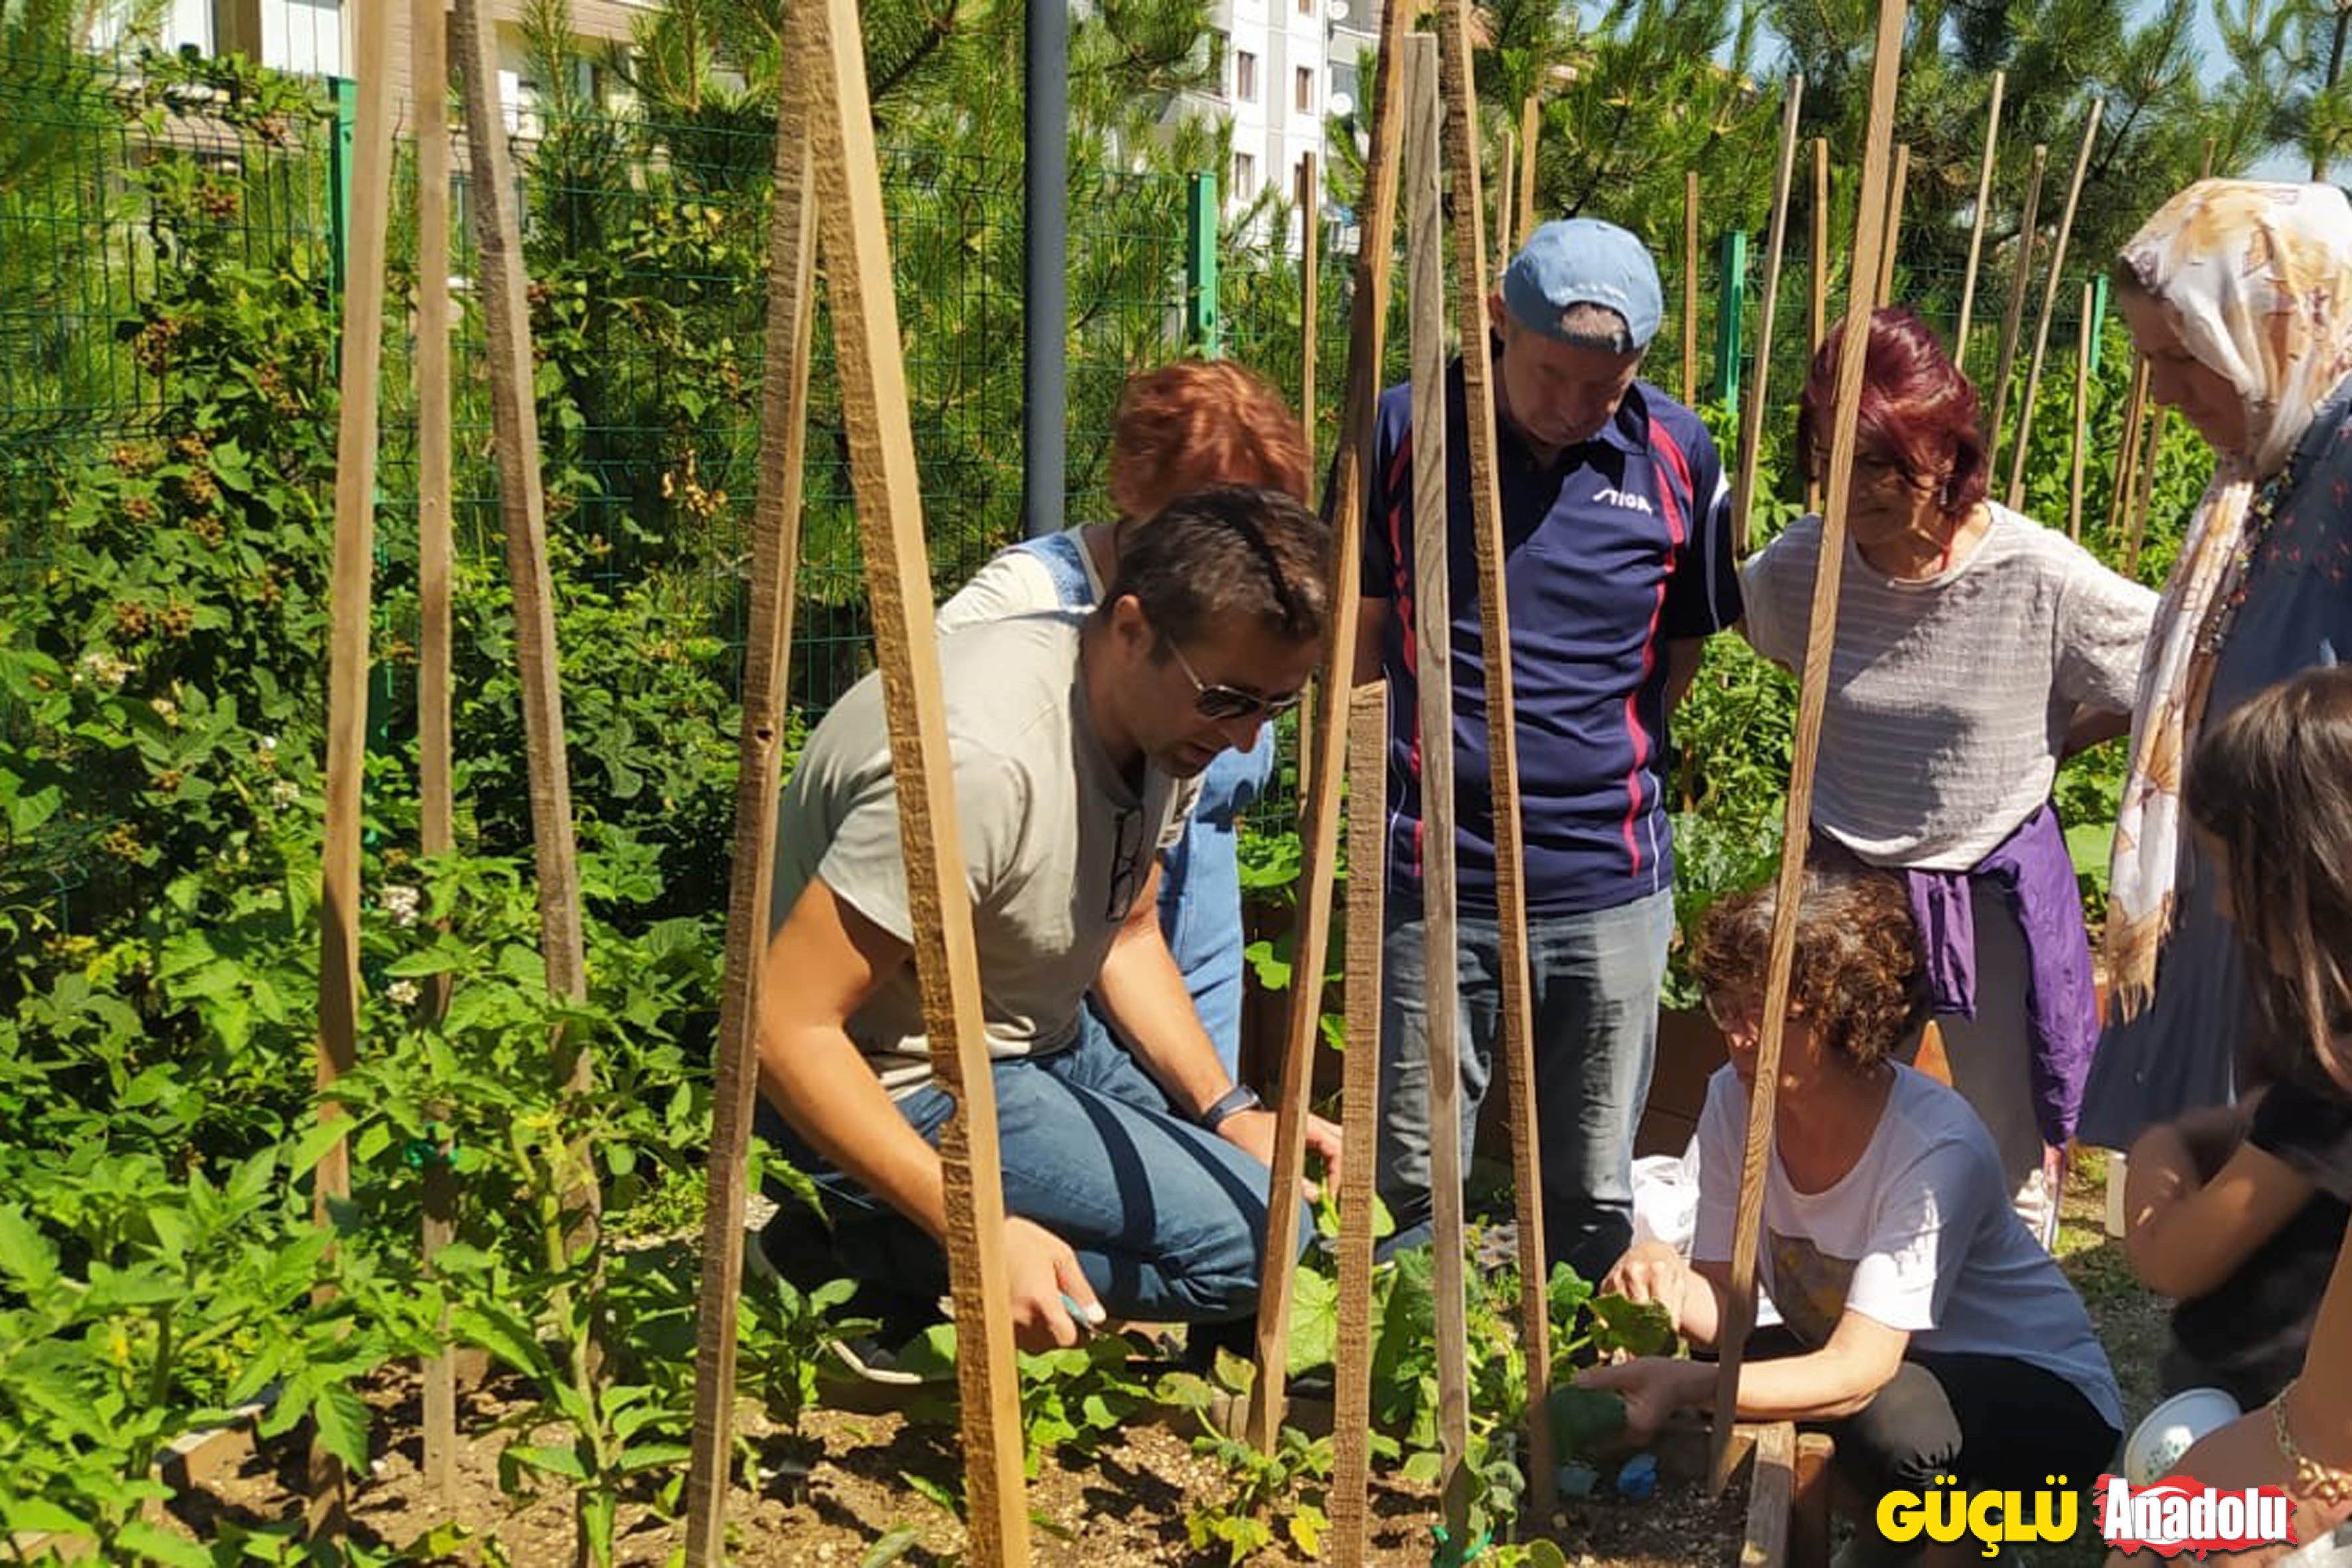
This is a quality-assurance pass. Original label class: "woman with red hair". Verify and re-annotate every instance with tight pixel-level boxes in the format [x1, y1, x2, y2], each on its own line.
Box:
[1740, 307, 2157, 1246]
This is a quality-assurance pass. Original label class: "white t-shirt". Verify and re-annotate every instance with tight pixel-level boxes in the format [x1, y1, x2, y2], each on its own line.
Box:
[771, 613, 1195, 1096]
[1741, 504, 2156, 870]
[1691, 1064, 2123, 1429]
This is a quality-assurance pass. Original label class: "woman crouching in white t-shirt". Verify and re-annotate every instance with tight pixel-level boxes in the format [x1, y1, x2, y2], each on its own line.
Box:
[1581, 870, 2122, 1563]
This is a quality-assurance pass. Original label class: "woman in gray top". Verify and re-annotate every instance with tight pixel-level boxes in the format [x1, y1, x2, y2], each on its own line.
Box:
[2079, 179, 2352, 1148]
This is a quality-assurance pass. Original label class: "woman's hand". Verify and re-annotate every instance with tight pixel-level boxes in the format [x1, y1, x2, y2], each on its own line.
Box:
[1604, 1240, 1691, 1327]
[1573, 1357, 1709, 1445]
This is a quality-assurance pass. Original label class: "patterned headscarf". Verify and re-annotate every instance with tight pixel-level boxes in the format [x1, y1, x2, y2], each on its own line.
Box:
[2104, 179, 2352, 1018]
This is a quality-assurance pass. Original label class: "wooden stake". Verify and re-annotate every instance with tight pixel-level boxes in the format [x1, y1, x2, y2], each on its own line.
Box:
[1517, 94, 1539, 246]
[1743, 1422, 1798, 1567]
[1876, 143, 1907, 302]
[1440, 0, 1555, 1519]
[680, 80, 820, 1568]
[1495, 128, 1517, 277]
[453, 0, 598, 1257]
[1247, 0, 1411, 1452]
[2005, 99, 2103, 511]
[800, 0, 1030, 1555]
[1709, 0, 1906, 1497]
[2126, 405, 2163, 576]
[1986, 142, 2047, 478]
[2069, 281, 2092, 540]
[1326, 682, 1387, 1566]
[1684, 169, 1701, 403]
[1953, 70, 2005, 375]
[2106, 355, 2150, 542]
[2201, 139, 2217, 179]
[1808, 137, 1829, 515]
[1733, 74, 1804, 556]
[1401, 40, 1474, 1532]
[410, 0, 457, 1509]
[309, 0, 394, 1541]
[1296, 151, 1322, 807]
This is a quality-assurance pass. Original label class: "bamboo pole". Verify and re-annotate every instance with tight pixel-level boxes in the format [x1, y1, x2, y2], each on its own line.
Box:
[680, 76, 820, 1568]
[1439, 0, 1555, 1520]
[410, 0, 458, 1509]
[1808, 137, 1829, 515]
[1733, 73, 1804, 556]
[2069, 281, 2092, 540]
[2106, 356, 2150, 542]
[800, 0, 1030, 1555]
[1708, 0, 1906, 1496]
[453, 0, 598, 1260]
[2005, 98, 2103, 511]
[1517, 94, 1539, 246]
[1877, 142, 1908, 302]
[1326, 682, 1387, 1565]
[1401, 39, 1473, 1533]
[1986, 142, 2047, 477]
[1247, 0, 1411, 1452]
[309, 0, 395, 1541]
[1684, 169, 1701, 403]
[1953, 70, 2005, 374]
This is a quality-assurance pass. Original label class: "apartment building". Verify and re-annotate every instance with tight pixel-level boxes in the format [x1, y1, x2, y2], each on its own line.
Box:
[1202, 0, 1379, 239]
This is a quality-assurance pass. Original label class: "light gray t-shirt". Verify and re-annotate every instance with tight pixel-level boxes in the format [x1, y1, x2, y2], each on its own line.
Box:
[1693, 1064, 2124, 1429]
[771, 613, 1194, 1096]
[1743, 503, 2157, 870]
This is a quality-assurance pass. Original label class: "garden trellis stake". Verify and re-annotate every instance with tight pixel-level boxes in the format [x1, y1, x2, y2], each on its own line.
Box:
[453, 0, 599, 1257]
[1443, 0, 1557, 1514]
[681, 70, 821, 1568]
[1402, 37, 1473, 1530]
[1733, 73, 1804, 556]
[1328, 682, 1388, 1565]
[2126, 406, 2164, 577]
[1518, 96, 1539, 246]
[1295, 150, 1323, 805]
[2070, 282, 2092, 540]
[1953, 71, 2005, 375]
[1808, 137, 1829, 516]
[412, 0, 459, 1507]
[1495, 128, 1516, 277]
[2005, 99, 2103, 511]
[799, 0, 1033, 1552]
[1684, 171, 1701, 403]
[1247, 0, 1411, 1454]
[1986, 143, 2047, 477]
[2106, 356, 2150, 543]
[1877, 143, 1907, 301]
[311, 0, 394, 1539]
[1709, 0, 1905, 1496]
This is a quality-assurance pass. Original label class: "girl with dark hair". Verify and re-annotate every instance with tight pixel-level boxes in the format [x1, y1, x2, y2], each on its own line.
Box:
[1582, 870, 2122, 1567]
[2106, 666, 2352, 1565]
[1741, 307, 2158, 1245]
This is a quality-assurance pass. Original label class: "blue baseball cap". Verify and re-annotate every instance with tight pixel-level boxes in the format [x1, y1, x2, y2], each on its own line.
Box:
[1500, 218, 1663, 353]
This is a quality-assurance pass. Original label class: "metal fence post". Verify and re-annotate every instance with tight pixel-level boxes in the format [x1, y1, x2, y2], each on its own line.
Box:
[2088, 272, 2108, 376]
[327, 76, 356, 295]
[1186, 171, 1221, 356]
[1713, 227, 1748, 411]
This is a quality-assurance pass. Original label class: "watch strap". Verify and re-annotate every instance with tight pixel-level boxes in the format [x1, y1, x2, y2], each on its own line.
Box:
[1199, 1083, 1263, 1132]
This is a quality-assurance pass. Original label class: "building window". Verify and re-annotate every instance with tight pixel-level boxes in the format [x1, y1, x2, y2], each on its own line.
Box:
[1295, 65, 1313, 113]
[1235, 50, 1258, 102]
[1298, 0, 1314, 13]
[1234, 151, 1257, 195]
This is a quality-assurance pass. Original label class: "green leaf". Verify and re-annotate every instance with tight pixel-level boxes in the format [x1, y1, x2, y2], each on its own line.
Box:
[857, 1528, 922, 1568]
[118, 1520, 215, 1567]
[507, 1442, 590, 1481]
[1285, 1265, 1338, 1377]
[311, 1381, 372, 1472]
[0, 1206, 60, 1293]
[1545, 1385, 1627, 1459]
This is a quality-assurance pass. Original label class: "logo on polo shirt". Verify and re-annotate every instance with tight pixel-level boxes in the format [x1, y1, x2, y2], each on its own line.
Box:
[1592, 486, 1654, 514]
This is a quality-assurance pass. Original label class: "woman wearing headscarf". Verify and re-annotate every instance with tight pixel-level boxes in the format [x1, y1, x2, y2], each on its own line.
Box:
[1741, 308, 2156, 1247]
[2078, 180, 2352, 1152]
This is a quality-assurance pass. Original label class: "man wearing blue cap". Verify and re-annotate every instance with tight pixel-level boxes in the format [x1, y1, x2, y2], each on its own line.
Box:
[1356, 216, 1743, 1285]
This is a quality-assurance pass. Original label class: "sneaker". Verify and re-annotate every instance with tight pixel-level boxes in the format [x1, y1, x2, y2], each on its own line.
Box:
[2013, 1158, 2061, 1251]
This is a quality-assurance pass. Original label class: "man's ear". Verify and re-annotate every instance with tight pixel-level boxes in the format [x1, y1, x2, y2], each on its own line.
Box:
[1107, 593, 1152, 657]
[1486, 292, 1512, 341]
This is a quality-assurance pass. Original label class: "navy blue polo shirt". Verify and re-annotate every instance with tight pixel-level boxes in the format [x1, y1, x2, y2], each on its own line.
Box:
[1360, 354, 1741, 917]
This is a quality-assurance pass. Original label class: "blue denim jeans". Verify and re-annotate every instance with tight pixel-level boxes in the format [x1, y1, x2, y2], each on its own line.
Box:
[1373, 886, 1673, 1284]
[758, 1009, 1310, 1323]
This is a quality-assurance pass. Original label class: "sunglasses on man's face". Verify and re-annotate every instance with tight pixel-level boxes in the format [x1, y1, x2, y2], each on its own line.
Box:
[1166, 641, 1305, 722]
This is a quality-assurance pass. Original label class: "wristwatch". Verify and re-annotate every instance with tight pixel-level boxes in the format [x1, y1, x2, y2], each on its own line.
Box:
[1198, 1083, 1264, 1133]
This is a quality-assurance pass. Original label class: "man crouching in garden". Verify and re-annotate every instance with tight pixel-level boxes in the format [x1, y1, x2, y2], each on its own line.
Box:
[751, 485, 1342, 1354]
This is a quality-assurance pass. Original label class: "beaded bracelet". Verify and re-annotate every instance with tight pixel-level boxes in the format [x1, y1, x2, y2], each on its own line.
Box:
[2273, 1380, 2352, 1508]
